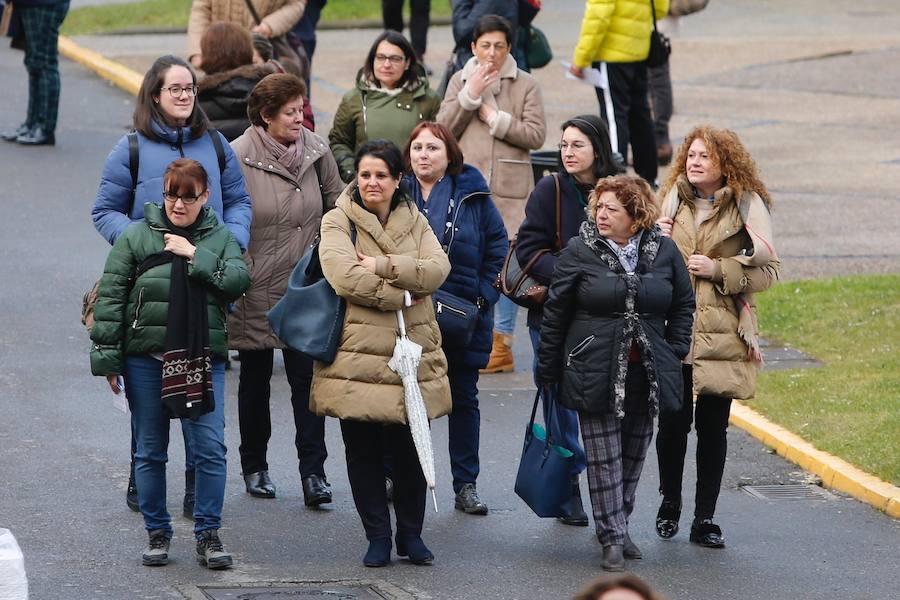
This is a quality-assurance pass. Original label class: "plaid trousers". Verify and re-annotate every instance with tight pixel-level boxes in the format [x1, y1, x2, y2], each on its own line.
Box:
[19, 1, 70, 132]
[579, 410, 654, 547]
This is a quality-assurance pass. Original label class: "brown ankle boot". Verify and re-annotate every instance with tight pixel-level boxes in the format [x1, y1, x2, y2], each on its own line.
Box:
[481, 331, 514, 373]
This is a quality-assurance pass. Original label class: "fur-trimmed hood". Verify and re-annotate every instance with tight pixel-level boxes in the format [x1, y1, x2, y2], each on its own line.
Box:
[199, 63, 277, 92]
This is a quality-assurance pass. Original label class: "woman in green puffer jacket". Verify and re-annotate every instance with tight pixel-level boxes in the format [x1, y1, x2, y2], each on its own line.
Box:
[328, 30, 441, 182]
[90, 158, 250, 570]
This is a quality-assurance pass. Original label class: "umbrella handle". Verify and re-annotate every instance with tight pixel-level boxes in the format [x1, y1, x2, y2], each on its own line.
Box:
[397, 291, 413, 337]
[431, 487, 438, 513]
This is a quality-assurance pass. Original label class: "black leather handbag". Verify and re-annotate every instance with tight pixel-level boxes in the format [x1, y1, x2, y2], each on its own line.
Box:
[500, 174, 560, 310]
[267, 226, 356, 363]
[647, 0, 672, 68]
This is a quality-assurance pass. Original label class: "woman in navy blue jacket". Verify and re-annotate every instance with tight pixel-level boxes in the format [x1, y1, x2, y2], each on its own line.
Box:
[516, 114, 619, 526]
[90, 55, 252, 517]
[403, 122, 507, 514]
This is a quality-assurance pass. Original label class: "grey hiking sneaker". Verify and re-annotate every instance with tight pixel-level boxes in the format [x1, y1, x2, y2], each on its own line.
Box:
[142, 529, 170, 566]
[196, 529, 233, 569]
[454, 483, 488, 515]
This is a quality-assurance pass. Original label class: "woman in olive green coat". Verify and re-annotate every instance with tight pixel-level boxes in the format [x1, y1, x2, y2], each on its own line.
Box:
[90, 159, 250, 570]
[328, 31, 441, 182]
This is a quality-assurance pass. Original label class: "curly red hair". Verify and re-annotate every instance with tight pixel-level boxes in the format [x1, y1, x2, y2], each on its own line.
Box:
[660, 125, 772, 207]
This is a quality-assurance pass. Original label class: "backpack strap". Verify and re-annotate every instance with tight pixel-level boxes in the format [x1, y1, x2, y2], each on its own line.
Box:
[127, 131, 139, 217]
[208, 129, 226, 175]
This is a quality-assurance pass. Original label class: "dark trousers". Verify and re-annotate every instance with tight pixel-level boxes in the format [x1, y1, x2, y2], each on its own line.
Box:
[381, 0, 430, 58]
[341, 419, 426, 541]
[594, 61, 658, 184]
[19, 1, 70, 133]
[656, 364, 733, 520]
[647, 61, 672, 147]
[446, 354, 480, 493]
[237, 348, 327, 478]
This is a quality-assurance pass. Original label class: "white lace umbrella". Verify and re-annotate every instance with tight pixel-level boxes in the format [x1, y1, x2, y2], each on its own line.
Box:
[388, 292, 438, 512]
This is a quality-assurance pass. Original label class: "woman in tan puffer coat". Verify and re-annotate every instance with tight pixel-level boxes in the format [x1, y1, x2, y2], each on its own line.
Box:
[313, 140, 451, 568]
[654, 125, 779, 550]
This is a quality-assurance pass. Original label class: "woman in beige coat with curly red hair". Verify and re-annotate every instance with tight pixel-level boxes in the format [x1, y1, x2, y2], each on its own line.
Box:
[654, 125, 779, 550]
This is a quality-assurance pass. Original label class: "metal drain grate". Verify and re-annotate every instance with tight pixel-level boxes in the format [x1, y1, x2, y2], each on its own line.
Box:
[181, 580, 418, 600]
[740, 484, 830, 501]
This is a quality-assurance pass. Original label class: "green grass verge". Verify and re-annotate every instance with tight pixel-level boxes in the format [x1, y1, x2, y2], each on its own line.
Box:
[748, 275, 900, 486]
[62, 0, 451, 36]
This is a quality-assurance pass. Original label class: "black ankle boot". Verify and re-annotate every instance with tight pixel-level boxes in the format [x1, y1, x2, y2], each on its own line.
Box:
[557, 476, 589, 526]
[183, 469, 196, 519]
[126, 459, 139, 512]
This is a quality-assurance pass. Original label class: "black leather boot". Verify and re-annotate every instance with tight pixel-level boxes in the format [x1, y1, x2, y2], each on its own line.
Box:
[126, 457, 139, 512]
[557, 475, 589, 526]
[183, 469, 196, 519]
[302, 474, 332, 506]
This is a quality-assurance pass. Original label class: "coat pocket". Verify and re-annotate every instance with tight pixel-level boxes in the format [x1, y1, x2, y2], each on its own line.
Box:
[493, 157, 532, 199]
[566, 334, 595, 366]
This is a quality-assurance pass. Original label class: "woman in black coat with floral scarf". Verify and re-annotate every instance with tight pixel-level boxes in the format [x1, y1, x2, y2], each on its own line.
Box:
[536, 175, 694, 572]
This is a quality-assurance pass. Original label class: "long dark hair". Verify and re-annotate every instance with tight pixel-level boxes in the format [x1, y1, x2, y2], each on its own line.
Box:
[362, 30, 421, 89]
[559, 114, 618, 180]
[134, 55, 209, 141]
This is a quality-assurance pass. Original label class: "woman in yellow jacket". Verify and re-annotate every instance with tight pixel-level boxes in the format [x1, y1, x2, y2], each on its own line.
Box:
[568, 0, 669, 184]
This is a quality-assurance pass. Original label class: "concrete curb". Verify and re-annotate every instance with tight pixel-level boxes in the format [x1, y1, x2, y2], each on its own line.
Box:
[57, 34, 900, 523]
[59, 35, 142, 95]
[731, 401, 900, 518]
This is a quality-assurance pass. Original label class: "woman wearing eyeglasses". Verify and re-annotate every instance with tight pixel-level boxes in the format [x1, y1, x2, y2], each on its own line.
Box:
[91, 158, 250, 569]
[329, 30, 441, 183]
[91, 54, 251, 520]
[516, 114, 619, 527]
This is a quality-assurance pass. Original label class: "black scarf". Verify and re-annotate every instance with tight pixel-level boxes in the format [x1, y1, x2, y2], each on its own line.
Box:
[158, 211, 214, 421]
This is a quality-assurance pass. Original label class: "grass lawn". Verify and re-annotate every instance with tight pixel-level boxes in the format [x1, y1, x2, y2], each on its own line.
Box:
[62, 0, 452, 36]
[748, 275, 900, 486]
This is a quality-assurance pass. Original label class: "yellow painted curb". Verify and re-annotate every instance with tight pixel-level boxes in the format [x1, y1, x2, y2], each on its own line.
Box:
[59, 35, 143, 96]
[730, 401, 900, 519]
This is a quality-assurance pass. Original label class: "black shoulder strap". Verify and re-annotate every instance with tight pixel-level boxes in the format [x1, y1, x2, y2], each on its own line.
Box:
[208, 129, 226, 175]
[313, 157, 327, 214]
[242, 0, 263, 25]
[127, 132, 139, 216]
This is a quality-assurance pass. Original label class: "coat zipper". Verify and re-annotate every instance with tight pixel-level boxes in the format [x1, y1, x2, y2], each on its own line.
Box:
[132, 288, 145, 329]
[566, 334, 595, 366]
[445, 191, 487, 253]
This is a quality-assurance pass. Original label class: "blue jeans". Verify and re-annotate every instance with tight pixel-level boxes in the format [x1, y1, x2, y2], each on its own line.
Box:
[447, 354, 480, 493]
[529, 327, 586, 476]
[493, 294, 519, 336]
[125, 355, 227, 537]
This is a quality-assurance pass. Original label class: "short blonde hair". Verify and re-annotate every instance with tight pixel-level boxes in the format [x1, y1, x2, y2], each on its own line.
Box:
[589, 175, 659, 232]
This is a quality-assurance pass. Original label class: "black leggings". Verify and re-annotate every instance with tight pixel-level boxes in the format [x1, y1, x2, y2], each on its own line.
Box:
[656, 364, 732, 520]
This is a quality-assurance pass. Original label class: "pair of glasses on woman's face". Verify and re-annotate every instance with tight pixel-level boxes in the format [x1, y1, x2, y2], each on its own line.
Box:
[374, 53, 406, 65]
[164, 190, 205, 204]
[160, 84, 199, 98]
[558, 141, 590, 152]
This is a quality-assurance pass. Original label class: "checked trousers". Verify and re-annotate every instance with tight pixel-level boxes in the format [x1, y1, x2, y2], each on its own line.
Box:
[19, 1, 70, 134]
[580, 407, 654, 547]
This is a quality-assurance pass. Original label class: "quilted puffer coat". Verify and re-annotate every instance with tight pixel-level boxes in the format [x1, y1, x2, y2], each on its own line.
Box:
[572, 0, 670, 67]
[310, 188, 452, 424]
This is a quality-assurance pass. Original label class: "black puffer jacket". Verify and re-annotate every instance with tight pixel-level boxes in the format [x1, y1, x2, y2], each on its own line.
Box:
[536, 224, 694, 416]
[198, 63, 276, 141]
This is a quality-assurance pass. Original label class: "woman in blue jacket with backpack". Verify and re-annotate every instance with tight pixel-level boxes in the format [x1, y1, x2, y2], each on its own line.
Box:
[90, 54, 252, 517]
[402, 122, 507, 514]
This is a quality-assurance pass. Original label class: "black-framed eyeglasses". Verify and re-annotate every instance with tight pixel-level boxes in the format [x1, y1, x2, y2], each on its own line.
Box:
[374, 53, 406, 65]
[160, 84, 198, 98]
[164, 190, 205, 204]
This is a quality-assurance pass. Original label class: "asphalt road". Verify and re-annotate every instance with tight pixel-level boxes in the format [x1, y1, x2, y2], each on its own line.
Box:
[1, 10, 900, 600]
